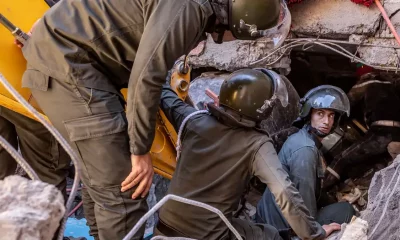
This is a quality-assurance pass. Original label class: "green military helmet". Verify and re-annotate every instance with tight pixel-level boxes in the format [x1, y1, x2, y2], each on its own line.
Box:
[209, 0, 291, 46]
[219, 68, 289, 121]
[229, 0, 291, 45]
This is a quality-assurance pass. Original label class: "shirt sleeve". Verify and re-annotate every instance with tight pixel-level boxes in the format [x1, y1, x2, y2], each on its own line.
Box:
[126, 0, 211, 155]
[252, 141, 326, 240]
[159, 83, 197, 132]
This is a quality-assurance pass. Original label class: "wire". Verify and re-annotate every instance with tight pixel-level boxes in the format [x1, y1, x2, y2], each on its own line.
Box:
[249, 38, 400, 72]
[0, 73, 81, 240]
[68, 200, 83, 217]
[123, 194, 243, 240]
[375, 0, 400, 46]
[0, 136, 39, 180]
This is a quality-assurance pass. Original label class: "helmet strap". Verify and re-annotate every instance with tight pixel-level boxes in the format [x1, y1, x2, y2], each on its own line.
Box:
[305, 123, 329, 138]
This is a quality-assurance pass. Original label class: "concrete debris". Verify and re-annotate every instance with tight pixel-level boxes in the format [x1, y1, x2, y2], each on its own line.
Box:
[361, 155, 400, 240]
[0, 175, 65, 240]
[381, 1, 400, 36]
[187, 1, 400, 71]
[327, 217, 368, 240]
[351, 37, 400, 67]
[336, 187, 363, 204]
[290, 0, 381, 39]
[187, 35, 292, 75]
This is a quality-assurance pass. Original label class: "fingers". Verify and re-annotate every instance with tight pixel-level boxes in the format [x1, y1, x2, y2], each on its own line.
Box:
[323, 223, 341, 237]
[121, 172, 144, 192]
[14, 39, 23, 48]
[121, 170, 139, 187]
[330, 223, 341, 230]
[131, 175, 150, 199]
[142, 171, 154, 198]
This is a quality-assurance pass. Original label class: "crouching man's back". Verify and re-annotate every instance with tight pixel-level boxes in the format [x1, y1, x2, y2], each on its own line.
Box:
[159, 110, 271, 239]
[156, 68, 333, 240]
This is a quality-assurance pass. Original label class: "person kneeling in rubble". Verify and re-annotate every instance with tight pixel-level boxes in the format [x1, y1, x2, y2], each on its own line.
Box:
[256, 85, 356, 239]
[155, 69, 339, 240]
[323, 65, 400, 189]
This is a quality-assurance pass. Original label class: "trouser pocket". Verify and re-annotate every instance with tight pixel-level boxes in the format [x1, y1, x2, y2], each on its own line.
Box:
[63, 111, 132, 187]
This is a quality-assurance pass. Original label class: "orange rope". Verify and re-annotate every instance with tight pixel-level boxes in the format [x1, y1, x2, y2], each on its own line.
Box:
[375, 0, 400, 46]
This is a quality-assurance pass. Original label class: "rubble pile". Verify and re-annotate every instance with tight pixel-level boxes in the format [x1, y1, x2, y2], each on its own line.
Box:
[327, 217, 368, 240]
[0, 175, 65, 240]
[188, 0, 400, 72]
[361, 154, 400, 240]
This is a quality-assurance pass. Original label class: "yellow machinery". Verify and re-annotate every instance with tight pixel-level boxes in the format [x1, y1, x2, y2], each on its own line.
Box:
[0, 0, 190, 180]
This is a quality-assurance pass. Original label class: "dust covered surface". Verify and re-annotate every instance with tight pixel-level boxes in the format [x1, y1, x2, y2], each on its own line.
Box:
[0, 175, 65, 240]
[361, 155, 400, 239]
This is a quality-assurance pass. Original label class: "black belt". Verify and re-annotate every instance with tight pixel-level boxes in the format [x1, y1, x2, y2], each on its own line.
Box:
[156, 219, 190, 238]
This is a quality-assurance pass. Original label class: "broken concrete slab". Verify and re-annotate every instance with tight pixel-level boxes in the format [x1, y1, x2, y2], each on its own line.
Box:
[290, 0, 381, 39]
[350, 37, 400, 67]
[0, 175, 65, 240]
[187, 35, 292, 74]
[361, 155, 400, 240]
[381, 0, 400, 35]
[326, 217, 368, 240]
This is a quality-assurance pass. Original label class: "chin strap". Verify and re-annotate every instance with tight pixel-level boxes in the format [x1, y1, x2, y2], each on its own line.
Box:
[305, 124, 329, 138]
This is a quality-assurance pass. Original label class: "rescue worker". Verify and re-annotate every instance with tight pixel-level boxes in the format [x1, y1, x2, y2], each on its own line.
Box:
[0, 107, 69, 196]
[256, 85, 356, 239]
[323, 66, 400, 188]
[155, 69, 340, 240]
[19, 0, 292, 239]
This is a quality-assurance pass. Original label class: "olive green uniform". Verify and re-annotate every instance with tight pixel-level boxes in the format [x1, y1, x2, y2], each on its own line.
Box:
[21, 0, 213, 239]
[155, 85, 326, 240]
[0, 106, 69, 195]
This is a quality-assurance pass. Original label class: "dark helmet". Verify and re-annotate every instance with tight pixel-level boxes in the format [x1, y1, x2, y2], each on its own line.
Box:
[295, 85, 350, 135]
[210, 0, 291, 46]
[218, 68, 289, 122]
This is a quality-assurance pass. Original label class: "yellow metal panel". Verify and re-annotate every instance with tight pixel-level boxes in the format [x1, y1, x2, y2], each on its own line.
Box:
[0, 0, 49, 102]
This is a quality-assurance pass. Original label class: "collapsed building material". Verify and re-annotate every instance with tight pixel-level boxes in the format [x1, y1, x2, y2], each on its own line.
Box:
[188, 0, 400, 72]
[326, 217, 368, 240]
[361, 155, 400, 240]
[0, 175, 65, 240]
[187, 35, 292, 74]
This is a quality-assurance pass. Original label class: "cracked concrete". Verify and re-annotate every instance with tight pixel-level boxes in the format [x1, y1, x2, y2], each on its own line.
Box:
[290, 0, 381, 39]
[188, 35, 292, 74]
[188, 0, 400, 71]
[352, 37, 400, 67]
[0, 176, 65, 240]
[361, 155, 400, 240]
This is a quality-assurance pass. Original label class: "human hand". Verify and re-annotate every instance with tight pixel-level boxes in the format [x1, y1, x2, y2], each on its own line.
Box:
[14, 18, 41, 48]
[322, 223, 341, 238]
[121, 153, 154, 199]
